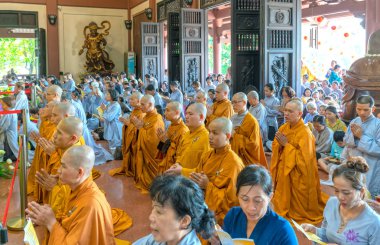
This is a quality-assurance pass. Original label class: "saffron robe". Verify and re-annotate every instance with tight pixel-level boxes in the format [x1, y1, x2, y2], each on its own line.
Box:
[176, 125, 210, 169]
[109, 108, 145, 177]
[182, 145, 244, 224]
[230, 112, 267, 168]
[270, 119, 326, 225]
[135, 109, 165, 191]
[27, 119, 56, 200]
[157, 118, 189, 173]
[44, 177, 115, 245]
[206, 99, 234, 126]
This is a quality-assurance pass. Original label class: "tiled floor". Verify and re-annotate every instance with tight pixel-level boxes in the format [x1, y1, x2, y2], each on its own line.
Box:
[0, 153, 334, 245]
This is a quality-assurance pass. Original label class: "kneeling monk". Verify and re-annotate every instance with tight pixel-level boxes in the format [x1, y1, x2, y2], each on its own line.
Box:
[26, 145, 115, 245]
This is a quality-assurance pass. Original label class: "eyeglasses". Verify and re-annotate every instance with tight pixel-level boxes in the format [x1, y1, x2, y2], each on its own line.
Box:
[231, 100, 243, 104]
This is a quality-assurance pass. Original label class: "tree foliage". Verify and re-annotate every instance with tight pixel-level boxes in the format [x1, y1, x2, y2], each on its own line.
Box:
[0, 38, 36, 75]
[208, 36, 231, 75]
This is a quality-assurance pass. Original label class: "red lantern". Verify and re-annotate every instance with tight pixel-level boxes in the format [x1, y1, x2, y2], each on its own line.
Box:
[304, 36, 308, 40]
[344, 32, 349, 38]
[318, 41, 321, 45]
[316, 16, 324, 23]
[331, 26, 336, 30]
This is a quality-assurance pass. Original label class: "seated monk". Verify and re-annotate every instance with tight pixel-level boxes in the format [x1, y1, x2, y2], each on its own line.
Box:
[156, 101, 189, 173]
[195, 90, 207, 105]
[166, 103, 210, 172]
[271, 98, 326, 225]
[169, 117, 244, 224]
[206, 83, 234, 127]
[26, 145, 115, 245]
[230, 92, 267, 168]
[109, 92, 145, 176]
[28, 85, 62, 196]
[134, 95, 165, 192]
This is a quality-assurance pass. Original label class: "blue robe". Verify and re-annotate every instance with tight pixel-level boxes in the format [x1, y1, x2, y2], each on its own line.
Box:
[341, 115, 380, 196]
[71, 100, 114, 165]
[133, 230, 200, 245]
[61, 79, 75, 98]
[0, 112, 19, 158]
[223, 207, 298, 245]
[103, 102, 123, 148]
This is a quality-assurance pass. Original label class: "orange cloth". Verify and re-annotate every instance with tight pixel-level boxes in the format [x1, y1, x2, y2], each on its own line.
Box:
[182, 145, 244, 224]
[27, 119, 56, 200]
[270, 119, 327, 225]
[176, 125, 210, 169]
[206, 99, 234, 126]
[44, 177, 115, 245]
[135, 109, 165, 192]
[109, 108, 145, 177]
[230, 112, 267, 168]
[158, 118, 189, 173]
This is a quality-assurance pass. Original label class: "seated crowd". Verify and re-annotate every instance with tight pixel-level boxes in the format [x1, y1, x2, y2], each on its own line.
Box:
[0, 67, 380, 245]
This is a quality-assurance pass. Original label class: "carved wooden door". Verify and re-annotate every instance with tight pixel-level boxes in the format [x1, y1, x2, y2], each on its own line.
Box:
[180, 8, 206, 92]
[168, 12, 181, 83]
[141, 22, 161, 82]
[35, 28, 46, 78]
[262, 0, 301, 96]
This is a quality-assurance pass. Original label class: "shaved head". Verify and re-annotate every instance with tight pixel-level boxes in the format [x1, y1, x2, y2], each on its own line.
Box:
[209, 117, 232, 134]
[188, 102, 207, 119]
[47, 85, 63, 102]
[58, 116, 83, 138]
[167, 101, 182, 113]
[140, 94, 155, 113]
[51, 102, 76, 125]
[62, 145, 95, 176]
[233, 92, 247, 102]
[287, 98, 303, 112]
[131, 91, 143, 100]
[217, 83, 230, 93]
[142, 94, 155, 104]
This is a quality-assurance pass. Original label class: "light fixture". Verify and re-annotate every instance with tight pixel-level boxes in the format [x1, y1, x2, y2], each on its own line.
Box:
[145, 8, 153, 20]
[184, 0, 193, 6]
[124, 20, 132, 30]
[48, 14, 57, 25]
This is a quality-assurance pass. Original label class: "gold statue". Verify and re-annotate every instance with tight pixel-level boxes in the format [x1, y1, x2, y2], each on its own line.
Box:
[79, 21, 115, 72]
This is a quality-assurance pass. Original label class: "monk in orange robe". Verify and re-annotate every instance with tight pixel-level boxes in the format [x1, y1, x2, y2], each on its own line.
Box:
[230, 92, 267, 168]
[166, 103, 210, 172]
[134, 95, 165, 192]
[156, 101, 189, 173]
[109, 92, 145, 177]
[206, 83, 234, 126]
[28, 85, 63, 197]
[271, 98, 326, 225]
[26, 145, 115, 245]
[171, 117, 244, 224]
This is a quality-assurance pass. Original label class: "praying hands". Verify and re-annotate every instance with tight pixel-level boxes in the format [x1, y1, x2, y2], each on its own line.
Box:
[350, 123, 363, 139]
[35, 168, 58, 191]
[275, 131, 288, 147]
[26, 201, 57, 232]
[39, 137, 56, 155]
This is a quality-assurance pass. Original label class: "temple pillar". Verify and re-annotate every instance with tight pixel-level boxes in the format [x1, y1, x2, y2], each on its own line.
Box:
[212, 15, 222, 74]
[366, 0, 380, 47]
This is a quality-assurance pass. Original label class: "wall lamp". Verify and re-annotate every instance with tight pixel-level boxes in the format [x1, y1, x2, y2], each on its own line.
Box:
[48, 14, 57, 25]
[145, 8, 153, 20]
[124, 20, 132, 30]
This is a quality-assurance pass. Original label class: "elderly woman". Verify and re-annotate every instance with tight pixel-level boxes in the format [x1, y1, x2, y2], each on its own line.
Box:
[212, 165, 298, 245]
[134, 175, 215, 245]
[302, 157, 380, 245]
[312, 115, 333, 159]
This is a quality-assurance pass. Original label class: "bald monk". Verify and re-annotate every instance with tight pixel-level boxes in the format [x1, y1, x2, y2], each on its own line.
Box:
[26, 145, 115, 245]
[195, 90, 207, 105]
[169, 117, 244, 224]
[230, 92, 267, 168]
[109, 92, 145, 176]
[134, 95, 165, 192]
[206, 83, 234, 126]
[166, 103, 210, 172]
[271, 98, 326, 225]
[28, 85, 62, 195]
[156, 102, 189, 173]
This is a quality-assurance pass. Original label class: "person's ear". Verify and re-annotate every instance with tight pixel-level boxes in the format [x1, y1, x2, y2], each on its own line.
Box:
[372, 106, 376, 113]
[179, 214, 192, 230]
[78, 167, 85, 178]
[226, 133, 231, 140]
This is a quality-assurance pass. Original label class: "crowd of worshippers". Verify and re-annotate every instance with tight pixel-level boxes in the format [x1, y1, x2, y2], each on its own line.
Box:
[1, 70, 380, 245]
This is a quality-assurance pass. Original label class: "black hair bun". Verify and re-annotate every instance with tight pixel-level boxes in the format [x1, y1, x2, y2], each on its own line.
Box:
[347, 156, 369, 174]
